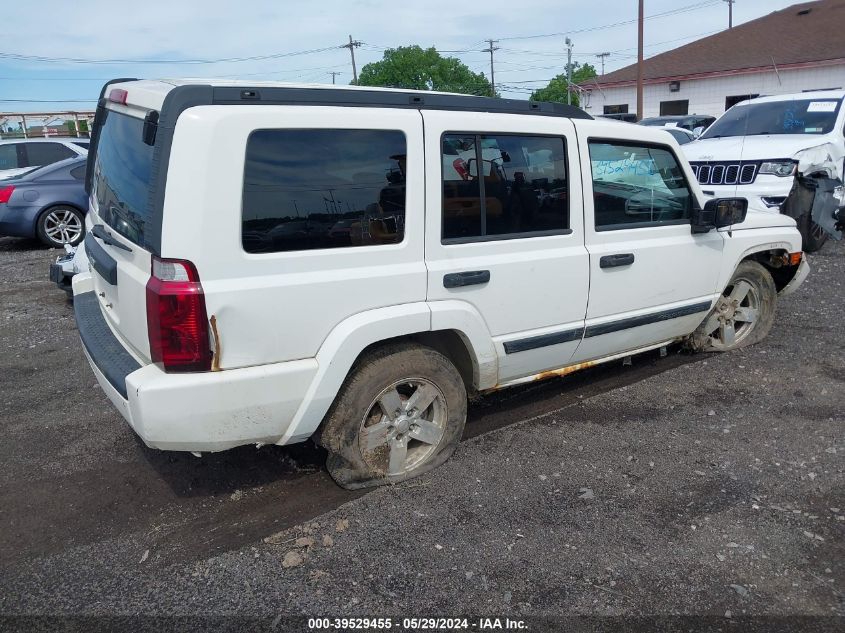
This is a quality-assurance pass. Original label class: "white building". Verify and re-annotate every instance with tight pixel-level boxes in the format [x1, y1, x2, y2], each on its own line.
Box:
[581, 0, 845, 119]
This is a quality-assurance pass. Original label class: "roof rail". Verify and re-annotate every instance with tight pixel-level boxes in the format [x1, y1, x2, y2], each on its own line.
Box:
[148, 82, 593, 122]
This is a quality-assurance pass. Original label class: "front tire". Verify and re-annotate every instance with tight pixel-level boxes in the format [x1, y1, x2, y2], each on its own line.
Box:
[798, 212, 828, 253]
[318, 344, 467, 490]
[36, 206, 85, 247]
[689, 260, 777, 352]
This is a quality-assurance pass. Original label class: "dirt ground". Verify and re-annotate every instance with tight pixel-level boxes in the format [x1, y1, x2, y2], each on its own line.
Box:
[0, 236, 842, 631]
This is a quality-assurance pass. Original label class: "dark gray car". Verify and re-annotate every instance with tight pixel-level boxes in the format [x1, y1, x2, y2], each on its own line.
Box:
[0, 156, 88, 247]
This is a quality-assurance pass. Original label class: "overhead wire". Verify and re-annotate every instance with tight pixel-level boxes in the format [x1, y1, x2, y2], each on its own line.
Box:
[0, 1, 729, 105]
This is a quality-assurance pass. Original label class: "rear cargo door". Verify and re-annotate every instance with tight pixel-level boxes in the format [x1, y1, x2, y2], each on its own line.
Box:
[85, 105, 157, 362]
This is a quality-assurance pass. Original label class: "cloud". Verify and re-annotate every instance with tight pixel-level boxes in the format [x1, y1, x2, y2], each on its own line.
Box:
[0, 0, 799, 108]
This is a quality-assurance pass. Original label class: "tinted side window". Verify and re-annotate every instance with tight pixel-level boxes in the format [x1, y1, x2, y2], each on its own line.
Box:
[242, 129, 406, 253]
[589, 141, 693, 230]
[0, 144, 20, 170]
[442, 134, 568, 242]
[25, 143, 75, 166]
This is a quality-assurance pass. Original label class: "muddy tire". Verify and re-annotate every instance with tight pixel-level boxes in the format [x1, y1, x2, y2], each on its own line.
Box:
[687, 260, 777, 352]
[798, 212, 828, 253]
[318, 344, 467, 490]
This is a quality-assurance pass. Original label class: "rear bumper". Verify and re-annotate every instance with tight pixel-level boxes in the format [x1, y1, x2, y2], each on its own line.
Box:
[74, 288, 319, 452]
[50, 251, 78, 295]
[0, 206, 37, 239]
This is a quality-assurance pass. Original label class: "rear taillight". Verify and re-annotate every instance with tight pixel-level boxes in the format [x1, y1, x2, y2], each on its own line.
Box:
[0, 185, 14, 204]
[146, 257, 212, 372]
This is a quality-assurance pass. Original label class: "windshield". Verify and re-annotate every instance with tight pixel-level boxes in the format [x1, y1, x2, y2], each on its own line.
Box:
[91, 109, 154, 245]
[701, 98, 843, 138]
[640, 118, 673, 126]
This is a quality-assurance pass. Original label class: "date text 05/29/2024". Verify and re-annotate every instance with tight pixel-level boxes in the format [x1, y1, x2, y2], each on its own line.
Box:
[306, 617, 528, 630]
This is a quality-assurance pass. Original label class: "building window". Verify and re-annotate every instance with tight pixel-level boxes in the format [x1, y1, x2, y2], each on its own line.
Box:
[441, 134, 569, 242]
[725, 94, 759, 110]
[603, 104, 629, 114]
[659, 100, 689, 116]
[242, 129, 407, 253]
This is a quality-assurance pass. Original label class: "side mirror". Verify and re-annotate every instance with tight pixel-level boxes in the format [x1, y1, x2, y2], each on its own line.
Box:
[465, 158, 478, 178]
[711, 197, 748, 227]
[692, 198, 748, 233]
[692, 126, 704, 138]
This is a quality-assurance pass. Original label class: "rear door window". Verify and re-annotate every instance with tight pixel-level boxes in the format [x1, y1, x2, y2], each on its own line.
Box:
[242, 129, 407, 253]
[441, 133, 569, 241]
[25, 143, 75, 167]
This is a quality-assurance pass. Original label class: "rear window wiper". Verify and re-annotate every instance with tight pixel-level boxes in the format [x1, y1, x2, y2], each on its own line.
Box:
[91, 224, 132, 252]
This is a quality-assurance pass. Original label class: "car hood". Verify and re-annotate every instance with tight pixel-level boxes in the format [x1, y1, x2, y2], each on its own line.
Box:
[682, 135, 834, 162]
[714, 208, 797, 235]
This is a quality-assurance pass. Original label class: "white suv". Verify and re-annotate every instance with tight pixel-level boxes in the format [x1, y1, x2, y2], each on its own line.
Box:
[72, 80, 809, 489]
[683, 91, 845, 252]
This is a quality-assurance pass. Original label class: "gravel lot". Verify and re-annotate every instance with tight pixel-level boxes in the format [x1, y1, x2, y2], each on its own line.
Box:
[0, 236, 842, 631]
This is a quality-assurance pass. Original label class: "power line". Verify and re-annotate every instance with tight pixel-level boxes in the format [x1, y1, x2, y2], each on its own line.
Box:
[495, 1, 721, 41]
[0, 63, 352, 82]
[0, 99, 95, 103]
[0, 45, 341, 65]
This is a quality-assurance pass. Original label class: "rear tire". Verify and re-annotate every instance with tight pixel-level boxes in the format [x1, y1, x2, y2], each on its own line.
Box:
[798, 212, 828, 253]
[36, 206, 85, 248]
[318, 344, 467, 490]
[688, 260, 777, 352]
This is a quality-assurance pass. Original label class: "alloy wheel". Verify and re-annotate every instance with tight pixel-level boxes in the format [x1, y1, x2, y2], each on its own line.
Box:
[700, 277, 761, 350]
[358, 378, 448, 477]
[43, 209, 82, 245]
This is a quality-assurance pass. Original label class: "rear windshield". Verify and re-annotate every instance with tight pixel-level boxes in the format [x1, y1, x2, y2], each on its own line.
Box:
[92, 109, 154, 245]
[701, 98, 843, 139]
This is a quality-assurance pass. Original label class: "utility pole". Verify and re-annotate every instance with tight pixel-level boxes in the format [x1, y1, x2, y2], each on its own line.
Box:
[482, 38, 499, 96]
[723, 0, 735, 29]
[328, 71, 342, 85]
[341, 35, 362, 84]
[565, 37, 574, 106]
[596, 52, 610, 76]
[636, 0, 644, 121]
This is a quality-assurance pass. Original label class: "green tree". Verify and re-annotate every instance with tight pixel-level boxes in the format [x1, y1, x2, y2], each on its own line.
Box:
[357, 45, 495, 96]
[529, 63, 598, 107]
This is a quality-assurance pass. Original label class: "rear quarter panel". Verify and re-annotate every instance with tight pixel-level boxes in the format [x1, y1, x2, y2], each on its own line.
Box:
[161, 105, 428, 370]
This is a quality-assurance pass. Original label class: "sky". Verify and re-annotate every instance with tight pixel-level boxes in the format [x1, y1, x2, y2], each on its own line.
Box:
[0, 0, 803, 113]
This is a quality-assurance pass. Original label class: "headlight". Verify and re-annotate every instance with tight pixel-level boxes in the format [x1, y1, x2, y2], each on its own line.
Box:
[758, 160, 797, 177]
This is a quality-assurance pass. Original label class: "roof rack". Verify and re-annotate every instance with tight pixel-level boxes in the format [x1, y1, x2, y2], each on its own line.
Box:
[146, 83, 592, 124]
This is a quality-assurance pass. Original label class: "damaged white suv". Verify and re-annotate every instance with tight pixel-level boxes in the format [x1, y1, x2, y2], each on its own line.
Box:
[73, 79, 808, 489]
[684, 91, 845, 252]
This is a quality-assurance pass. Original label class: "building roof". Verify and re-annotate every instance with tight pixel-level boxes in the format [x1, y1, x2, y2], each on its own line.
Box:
[586, 0, 845, 88]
